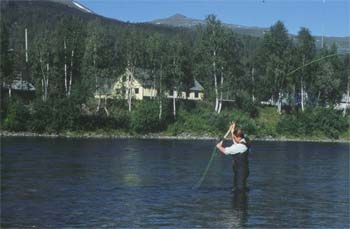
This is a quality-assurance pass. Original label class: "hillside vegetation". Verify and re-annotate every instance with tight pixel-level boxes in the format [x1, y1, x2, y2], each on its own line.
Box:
[1, 1, 349, 140]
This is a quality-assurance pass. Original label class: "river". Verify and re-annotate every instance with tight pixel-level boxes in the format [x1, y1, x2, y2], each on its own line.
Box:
[1, 137, 349, 228]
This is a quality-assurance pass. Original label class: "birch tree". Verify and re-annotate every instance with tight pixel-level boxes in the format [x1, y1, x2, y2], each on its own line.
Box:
[123, 28, 144, 112]
[259, 21, 292, 113]
[32, 31, 51, 102]
[194, 15, 226, 113]
[168, 36, 190, 118]
[296, 27, 316, 112]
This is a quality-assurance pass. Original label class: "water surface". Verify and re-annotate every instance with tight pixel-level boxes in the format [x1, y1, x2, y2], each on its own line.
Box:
[1, 138, 349, 228]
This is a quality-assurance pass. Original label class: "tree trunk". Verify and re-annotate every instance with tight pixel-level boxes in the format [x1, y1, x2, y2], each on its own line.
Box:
[252, 67, 255, 103]
[96, 97, 101, 112]
[343, 76, 350, 117]
[39, 56, 47, 101]
[173, 89, 176, 118]
[277, 91, 282, 114]
[213, 50, 219, 112]
[128, 71, 132, 112]
[301, 55, 305, 112]
[218, 67, 224, 114]
[64, 39, 68, 96]
[44, 63, 49, 101]
[159, 63, 163, 120]
[104, 98, 109, 117]
[68, 49, 74, 97]
[94, 44, 97, 94]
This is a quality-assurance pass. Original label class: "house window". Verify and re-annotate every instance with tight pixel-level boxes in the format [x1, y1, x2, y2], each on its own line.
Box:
[135, 88, 139, 94]
[186, 92, 190, 98]
[195, 92, 199, 98]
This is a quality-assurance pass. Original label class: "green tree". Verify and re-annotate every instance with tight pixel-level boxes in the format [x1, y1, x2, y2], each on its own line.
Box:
[296, 27, 316, 111]
[258, 21, 293, 113]
[167, 36, 192, 118]
[193, 15, 227, 113]
[0, 20, 14, 96]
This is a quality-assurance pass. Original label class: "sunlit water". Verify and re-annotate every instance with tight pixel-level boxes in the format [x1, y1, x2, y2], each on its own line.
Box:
[1, 137, 349, 228]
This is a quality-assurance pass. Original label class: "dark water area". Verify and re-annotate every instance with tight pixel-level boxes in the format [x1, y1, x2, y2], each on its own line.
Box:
[1, 137, 349, 228]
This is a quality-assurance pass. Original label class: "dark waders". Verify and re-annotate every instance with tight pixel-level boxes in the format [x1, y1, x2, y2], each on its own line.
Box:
[232, 151, 249, 192]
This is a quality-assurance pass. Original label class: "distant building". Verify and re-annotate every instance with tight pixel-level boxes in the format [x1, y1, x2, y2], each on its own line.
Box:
[1, 78, 36, 100]
[94, 68, 204, 101]
[335, 94, 350, 110]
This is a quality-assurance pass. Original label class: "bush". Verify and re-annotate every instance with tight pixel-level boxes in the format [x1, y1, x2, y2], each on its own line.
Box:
[131, 100, 167, 132]
[78, 109, 130, 131]
[277, 108, 348, 138]
[168, 106, 257, 136]
[30, 98, 80, 133]
[235, 93, 259, 118]
[224, 110, 257, 135]
[3, 98, 30, 131]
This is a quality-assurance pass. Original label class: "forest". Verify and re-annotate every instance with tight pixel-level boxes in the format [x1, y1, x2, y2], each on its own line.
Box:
[1, 1, 349, 139]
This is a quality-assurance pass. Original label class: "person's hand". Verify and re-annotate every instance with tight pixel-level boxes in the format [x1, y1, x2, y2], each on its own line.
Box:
[230, 122, 236, 131]
[216, 140, 223, 148]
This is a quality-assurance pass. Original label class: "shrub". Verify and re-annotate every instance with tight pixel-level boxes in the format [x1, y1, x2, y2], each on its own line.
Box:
[3, 98, 30, 131]
[131, 100, 167, 132]
[235, 93, 259, 118]
[277, 108, 348, 138]
[30, 98, 80, 133]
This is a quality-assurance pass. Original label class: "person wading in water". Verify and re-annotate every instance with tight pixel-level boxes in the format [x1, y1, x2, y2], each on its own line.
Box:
[216, 123, 250, 193]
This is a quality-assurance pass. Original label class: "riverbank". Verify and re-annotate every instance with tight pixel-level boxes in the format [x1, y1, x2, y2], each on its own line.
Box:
[1, 130, 349, 143]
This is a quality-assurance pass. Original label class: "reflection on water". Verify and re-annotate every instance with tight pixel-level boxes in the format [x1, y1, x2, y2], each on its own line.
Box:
[232, 191, 248, 227]
[1, 138, 349, 228]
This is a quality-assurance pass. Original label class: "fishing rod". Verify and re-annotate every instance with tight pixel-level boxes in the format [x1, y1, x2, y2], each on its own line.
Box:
[193, 123, 233, 189]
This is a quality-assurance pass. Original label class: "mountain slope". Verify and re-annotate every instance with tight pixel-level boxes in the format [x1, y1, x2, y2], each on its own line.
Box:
[151, 13, 268, 37]
[151, 14, 349, 52]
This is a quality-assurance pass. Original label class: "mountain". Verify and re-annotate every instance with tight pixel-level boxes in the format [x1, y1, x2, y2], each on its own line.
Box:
[0, 0, 124, 25]
[151, 14, 350, 52]
[151, 13, 268, 37]
[47, 0, 94, 14]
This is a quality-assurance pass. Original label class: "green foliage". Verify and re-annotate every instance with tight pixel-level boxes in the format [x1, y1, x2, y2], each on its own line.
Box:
[277, 108, 348, 138]
[167, 105, 257, 136]
[131, 100, 165, 132]
[30, 98, 80, 133]
[77, 113, 129, 131]
[3, 98, 30, 131]
[1, 2, 349, 140]
[235, 92, 259, 118]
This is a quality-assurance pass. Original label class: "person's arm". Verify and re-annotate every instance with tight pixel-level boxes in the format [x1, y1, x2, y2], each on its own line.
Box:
[230, 122, 236, 135]
[216, 141, 226, 154]
[230, 122, 236, 143]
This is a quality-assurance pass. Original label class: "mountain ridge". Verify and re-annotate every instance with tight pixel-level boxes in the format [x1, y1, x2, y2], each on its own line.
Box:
[150, 13, 349, 52]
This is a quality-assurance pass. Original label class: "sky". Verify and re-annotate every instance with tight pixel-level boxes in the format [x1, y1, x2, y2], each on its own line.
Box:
[78, 0, 349, 37]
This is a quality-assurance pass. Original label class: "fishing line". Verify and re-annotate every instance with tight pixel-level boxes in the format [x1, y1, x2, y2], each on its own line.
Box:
[193, 127, 232, 189]
[286, 52, 350, 76]
[193, 145, 218, 189]
[201, 52, 350, 96]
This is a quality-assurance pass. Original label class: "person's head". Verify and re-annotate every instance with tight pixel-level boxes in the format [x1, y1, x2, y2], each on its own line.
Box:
[232, 128, 244, 143]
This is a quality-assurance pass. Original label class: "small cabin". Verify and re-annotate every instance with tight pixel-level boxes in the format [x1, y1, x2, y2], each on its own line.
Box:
[95, 68, 204, 101]
[1, 78, 36, 102]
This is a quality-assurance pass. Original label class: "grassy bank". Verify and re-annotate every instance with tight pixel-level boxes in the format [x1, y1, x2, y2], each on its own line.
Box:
[2, 98, 349, 142]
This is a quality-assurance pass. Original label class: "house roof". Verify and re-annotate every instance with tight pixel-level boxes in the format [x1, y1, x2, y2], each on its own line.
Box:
[96, 77, 114, 94]
[340, 94, 350, 103]
[2, 79, 35, 91]
[190, 80, 204, 91]
[119, 68, 205, 91]
[125, 67, 153, 87]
